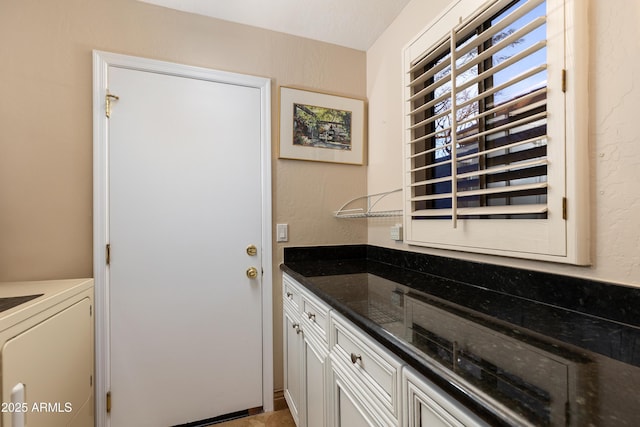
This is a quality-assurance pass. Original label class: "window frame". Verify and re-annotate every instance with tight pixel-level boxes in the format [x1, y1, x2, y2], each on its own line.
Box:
[402, 0, 590, 265]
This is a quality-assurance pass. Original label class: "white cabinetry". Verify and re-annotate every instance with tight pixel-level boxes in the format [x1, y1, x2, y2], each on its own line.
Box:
[331, 362, 382, 427]
[403, 367, 487, 427]
[301, 325, 329, 427]
[283, 273, 489, 427]
[330, 312, 403, 427]
[283, 274, 330, 427]
[284, 306, 303, 425]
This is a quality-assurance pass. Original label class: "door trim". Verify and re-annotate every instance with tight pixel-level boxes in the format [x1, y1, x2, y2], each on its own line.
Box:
[92, 50, 273, 427]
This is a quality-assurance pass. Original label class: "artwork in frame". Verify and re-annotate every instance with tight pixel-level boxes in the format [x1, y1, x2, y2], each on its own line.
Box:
[279, 86, 365, 165]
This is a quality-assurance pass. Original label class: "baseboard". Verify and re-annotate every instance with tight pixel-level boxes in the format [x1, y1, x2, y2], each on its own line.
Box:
[172, 409, 250, 426]
[273, 389, 287, 411]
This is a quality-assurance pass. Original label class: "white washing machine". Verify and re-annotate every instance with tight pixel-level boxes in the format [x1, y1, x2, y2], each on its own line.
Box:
[0, 278, 94, 427]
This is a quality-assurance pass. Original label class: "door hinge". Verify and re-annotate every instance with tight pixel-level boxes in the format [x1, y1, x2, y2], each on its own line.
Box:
[89, 305, 92, 316]
[105, 92, 119, 118]
[106, 391, 112, 413]
[562, 69, 567, 93]
[562, 197, 567, 220]
[106, 244, 111, 265]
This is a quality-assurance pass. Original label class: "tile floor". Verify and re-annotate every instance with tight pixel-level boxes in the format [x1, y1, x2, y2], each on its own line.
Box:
[211, 408, 295, 427]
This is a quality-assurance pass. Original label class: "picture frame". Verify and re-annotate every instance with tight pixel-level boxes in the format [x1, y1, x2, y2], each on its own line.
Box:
[279, 86, 365, 165]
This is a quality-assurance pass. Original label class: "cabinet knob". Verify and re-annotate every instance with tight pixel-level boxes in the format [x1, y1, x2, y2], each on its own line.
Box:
[350, 353, 362, 364]
[286, 292, 293, 298]
[307, 312, 316, 321]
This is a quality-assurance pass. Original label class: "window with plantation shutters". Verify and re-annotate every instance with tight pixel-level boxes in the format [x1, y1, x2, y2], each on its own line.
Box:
[403, 0, 590, 264]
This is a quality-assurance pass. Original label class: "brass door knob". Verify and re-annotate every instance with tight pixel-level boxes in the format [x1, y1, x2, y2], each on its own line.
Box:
[246, 267, 259, 279]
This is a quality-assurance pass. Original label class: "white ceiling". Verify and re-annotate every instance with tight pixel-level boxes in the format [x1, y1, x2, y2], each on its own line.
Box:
[138, 0, 412, 51]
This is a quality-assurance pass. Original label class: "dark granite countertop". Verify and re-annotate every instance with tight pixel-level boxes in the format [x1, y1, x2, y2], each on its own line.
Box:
[281, 245, 640, 427]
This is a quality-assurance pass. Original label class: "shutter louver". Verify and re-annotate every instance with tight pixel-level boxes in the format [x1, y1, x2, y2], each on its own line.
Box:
[407, 0, 548, 223]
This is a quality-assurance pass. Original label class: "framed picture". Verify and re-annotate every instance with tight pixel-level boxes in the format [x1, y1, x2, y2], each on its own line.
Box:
[279, 86, 365, 165]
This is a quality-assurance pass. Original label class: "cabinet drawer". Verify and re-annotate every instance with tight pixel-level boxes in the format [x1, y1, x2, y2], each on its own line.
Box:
[331, 312, 402, 420]
[301, 291, 330, 343]
[283, 274, 302, 312]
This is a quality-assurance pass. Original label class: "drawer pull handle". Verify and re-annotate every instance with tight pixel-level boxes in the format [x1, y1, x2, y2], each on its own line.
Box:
[350, 353, 362, 364]
[292, 323, 303, 335]
[307, 312, 316, 321]
[286, 292, 293, 298]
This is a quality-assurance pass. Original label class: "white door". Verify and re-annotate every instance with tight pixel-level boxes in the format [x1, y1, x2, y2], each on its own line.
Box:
[104, 61, 268, 426]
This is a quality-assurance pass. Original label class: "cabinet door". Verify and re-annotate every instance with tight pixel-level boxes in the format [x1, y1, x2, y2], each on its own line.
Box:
[331, 366, 384, 427]
[284, 308, 302, 426]
[403, 368, 487, 427]
[415, 401, 462, 427]
[338, 387, 373, 427]
[302, 332, 328, 427]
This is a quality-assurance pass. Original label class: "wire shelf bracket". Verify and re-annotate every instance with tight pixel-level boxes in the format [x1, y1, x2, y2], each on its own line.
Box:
[334, 188, 403, 218]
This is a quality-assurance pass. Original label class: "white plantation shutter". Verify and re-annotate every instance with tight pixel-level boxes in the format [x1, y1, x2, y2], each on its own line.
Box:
[403, 0, 590, 264]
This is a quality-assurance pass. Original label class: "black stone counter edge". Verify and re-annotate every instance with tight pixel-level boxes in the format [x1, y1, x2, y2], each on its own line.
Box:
[281, 265, 517, 427]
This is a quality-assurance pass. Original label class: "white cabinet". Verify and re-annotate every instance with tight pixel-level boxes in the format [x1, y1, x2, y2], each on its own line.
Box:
[331, 363, 382, 427]
[284, 306, 303, 426]
[403, 367, 488, 427]
[301, 326, 329, 427]
[284, 276, 303, 313]
[283, 274, 330, 427]
[283, 273, 489, 427]
[330, 311, 403, 427]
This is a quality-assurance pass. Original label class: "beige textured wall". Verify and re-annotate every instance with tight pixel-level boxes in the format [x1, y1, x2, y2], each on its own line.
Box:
[367, 0, 640, 287]
[0, 0, 367, 391]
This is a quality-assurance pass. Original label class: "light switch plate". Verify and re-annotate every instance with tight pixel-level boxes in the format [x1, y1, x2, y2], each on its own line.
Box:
[276, 224, 289, 242]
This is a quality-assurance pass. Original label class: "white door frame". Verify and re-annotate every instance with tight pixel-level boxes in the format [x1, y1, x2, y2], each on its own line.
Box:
[92, 50, 273, 427]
